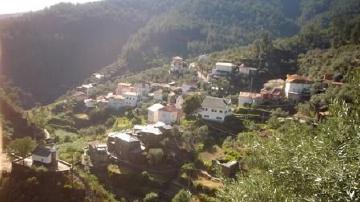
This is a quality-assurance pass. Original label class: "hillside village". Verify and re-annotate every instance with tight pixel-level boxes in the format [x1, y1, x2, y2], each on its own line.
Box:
[6, 51, 349, 201]
[1, 1, 360, 201]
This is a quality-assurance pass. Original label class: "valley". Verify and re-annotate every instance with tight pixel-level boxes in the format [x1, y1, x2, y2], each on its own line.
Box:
[1, 0, 360, 202]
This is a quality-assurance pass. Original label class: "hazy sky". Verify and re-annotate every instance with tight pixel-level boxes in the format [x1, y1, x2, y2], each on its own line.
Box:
[0, 0, 102, 14]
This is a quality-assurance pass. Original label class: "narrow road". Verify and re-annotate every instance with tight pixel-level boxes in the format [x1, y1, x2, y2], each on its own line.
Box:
[197, 71, 208, 83]
[44, 129, 51, 139]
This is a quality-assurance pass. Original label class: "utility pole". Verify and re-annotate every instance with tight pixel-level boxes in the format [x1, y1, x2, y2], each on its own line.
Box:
[250, 76, 253, 92]
[71, 154, 74, 188]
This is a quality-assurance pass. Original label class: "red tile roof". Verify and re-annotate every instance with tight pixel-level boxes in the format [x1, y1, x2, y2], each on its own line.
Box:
[286, 74, 312, 83]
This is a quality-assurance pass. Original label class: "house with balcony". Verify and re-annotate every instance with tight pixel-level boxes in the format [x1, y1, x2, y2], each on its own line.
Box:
[210, 62, 235, 77]
[199, 96, 232, 122]
[285, 74, 313, 100]
[122, 92, 139, 107]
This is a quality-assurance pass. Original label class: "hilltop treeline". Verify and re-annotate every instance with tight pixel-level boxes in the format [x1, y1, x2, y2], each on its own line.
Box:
[0, 0, 179, 104]
[1, 0, 360, 105]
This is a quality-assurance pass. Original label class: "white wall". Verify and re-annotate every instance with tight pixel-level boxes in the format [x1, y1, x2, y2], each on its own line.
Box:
[215, 63, 233, 72]
[285, 83, 311, 98]
[108, 99, 124, 109]
[84, 99, 96, 108]
[123, 95, 139, 107]
[32, 154, 52, 164]
[238, 96, 253, 106]
[200, 107, 231, 122]
[159, 111, 177, 124]
[148, 110, 159, 123]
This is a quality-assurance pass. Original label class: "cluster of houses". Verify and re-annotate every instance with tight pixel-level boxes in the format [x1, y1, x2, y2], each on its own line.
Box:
[82, 82, 150, 109]
[74, 57, 340, 124]
[87, 122, 174, 167]
[148, 104, 182, 124]
[75, 74, 199, 113]
[238, 74, 314, 106]
[207, 62, 257, 79]
[81, 57, 343, 171]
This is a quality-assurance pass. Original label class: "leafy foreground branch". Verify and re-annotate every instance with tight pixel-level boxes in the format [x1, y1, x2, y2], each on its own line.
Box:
[217, 70, 360, 201]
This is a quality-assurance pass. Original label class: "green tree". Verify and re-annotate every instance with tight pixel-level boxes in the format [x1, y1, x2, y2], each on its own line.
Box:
[147, 148, 164, 165]
[8, 137, 36, 165]
[143, 192, 159, 202]
[216, 70, 360, 201]
[182, 95, 203, 116]
[252, 33, 274, 61]
[172, 189, 191, 202]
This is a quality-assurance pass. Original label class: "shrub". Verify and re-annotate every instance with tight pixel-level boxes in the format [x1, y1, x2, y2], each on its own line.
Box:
[147, 148, 164, 165]
[172, 189, 191, 202]
[143, 192, 159, 202]
[107, 164, 121, 176]
[267, 116, 282, 129]
[54, 135, 60, 143]
[64, 135, 72, 142]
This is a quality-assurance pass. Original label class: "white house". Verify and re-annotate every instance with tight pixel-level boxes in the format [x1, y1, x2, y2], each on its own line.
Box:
[116, 83, 133, 95]
[148, 103, 165, 123]
[158, 105, 181, 124]
[106, 93, 125, 109]
[238, 92, 262, 106]
[96, 97, 109, 108]
[211, 62, 234, 76]
[77, 83, 95, 96]
[284, 74, 312, 100]
[93, 73, 105, 80]
[238, 64, 257, 75]
[123, 92, 139, 107]
[84, 99, 96, 108]
[32, 145, 57, 166]
[170, 56, 187, 73]
[200, 96, 232, 122]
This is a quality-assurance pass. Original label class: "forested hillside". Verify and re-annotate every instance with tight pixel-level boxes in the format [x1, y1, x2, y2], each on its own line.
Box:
[119, 0, 300, 72]
[0, 0, 178, 105]
[0, 81, 44, 140]
[1, 0, 360, 105]
[116, 0, 360, 71]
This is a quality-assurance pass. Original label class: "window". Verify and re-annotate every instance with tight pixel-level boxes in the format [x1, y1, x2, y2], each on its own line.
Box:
[219, 110, 223, 113]
[216, 117, 223, 120]
[204, 115, 210, 118]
